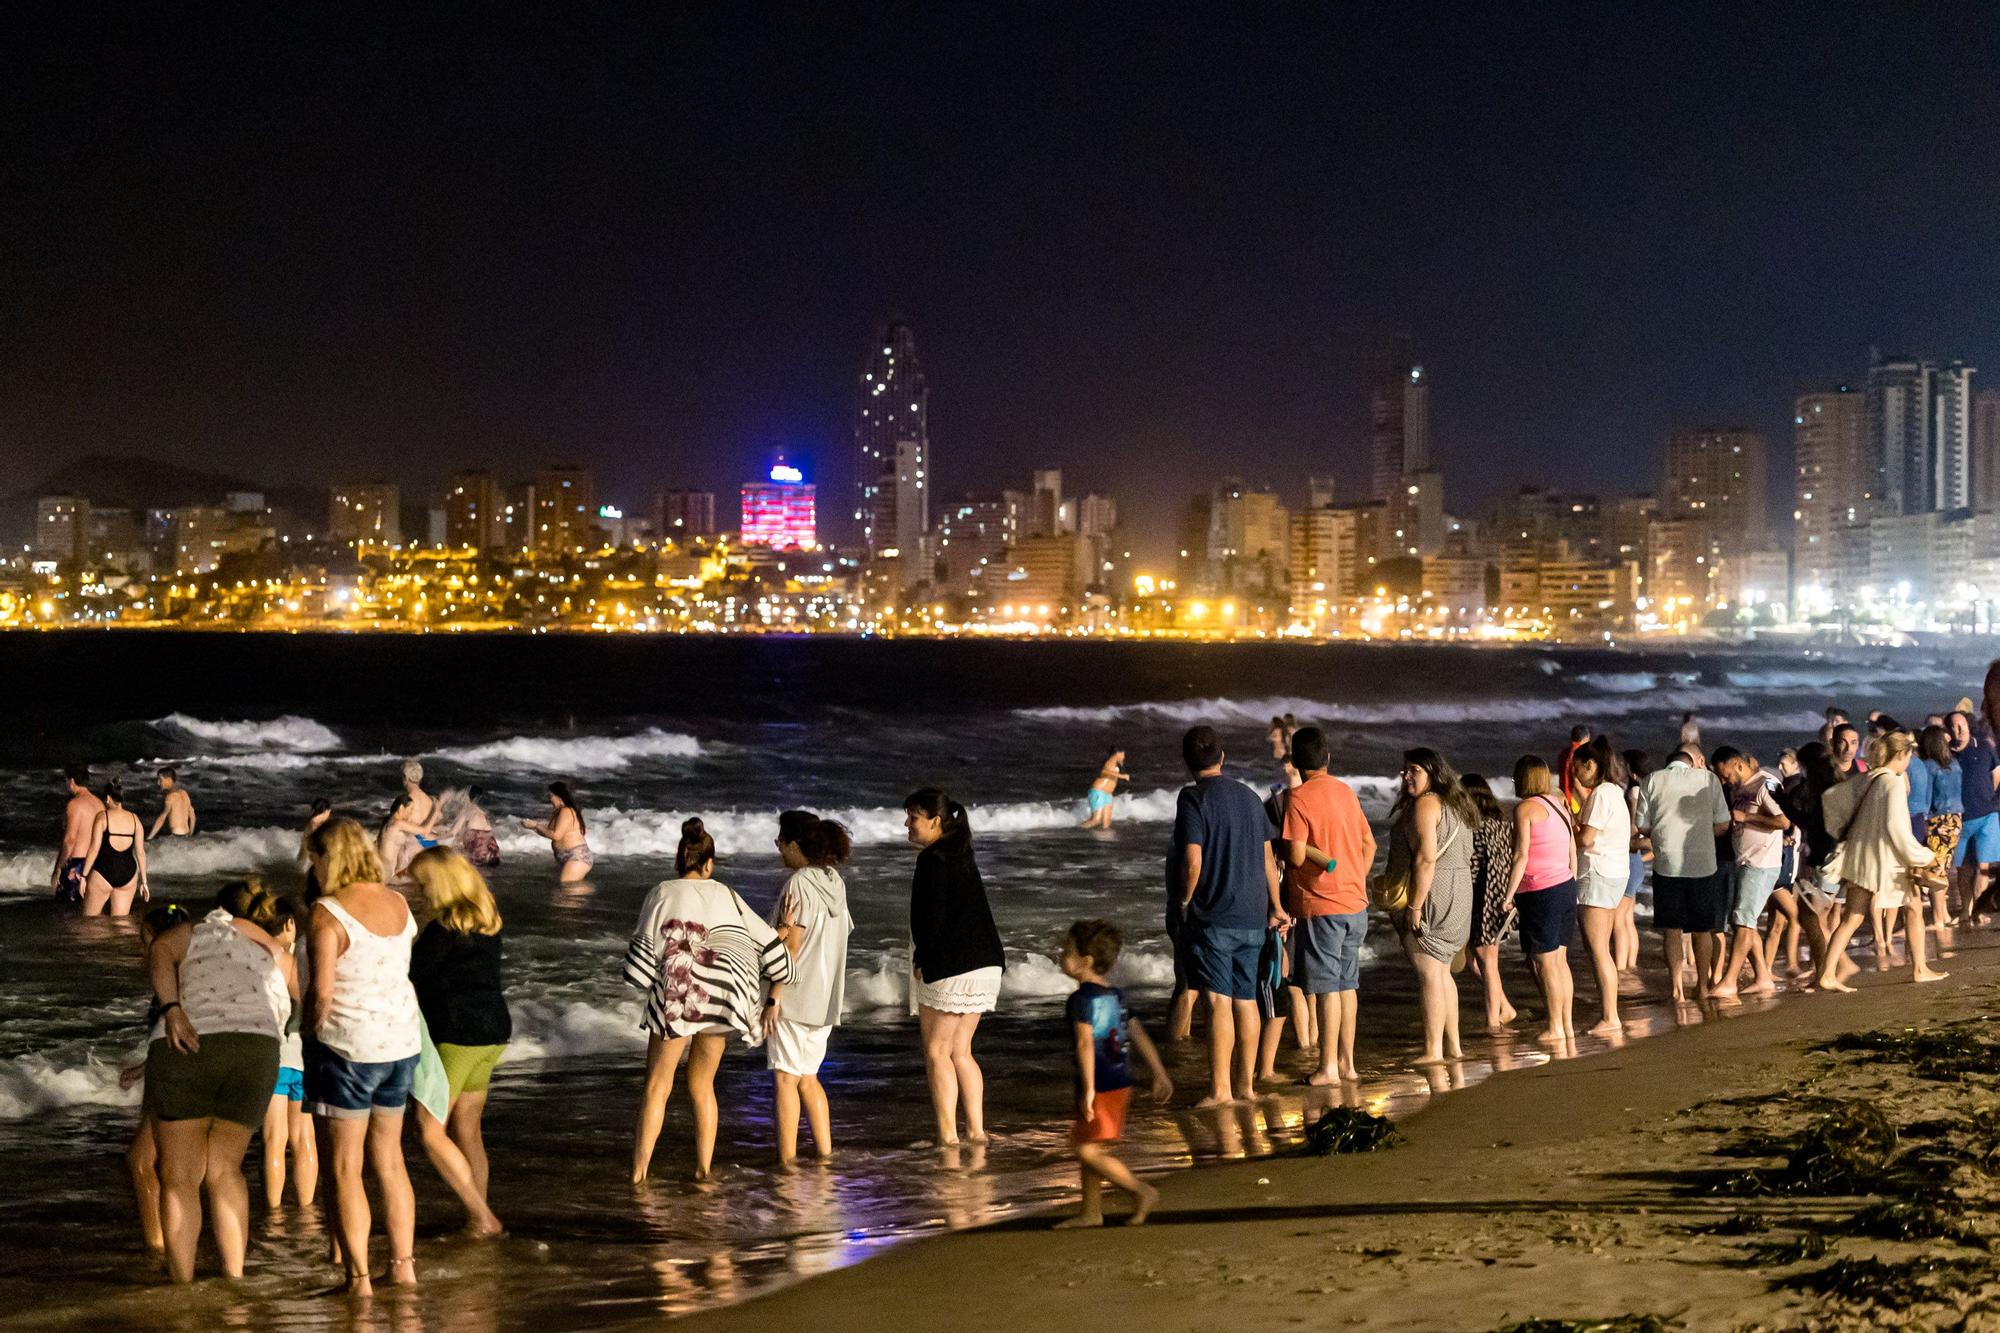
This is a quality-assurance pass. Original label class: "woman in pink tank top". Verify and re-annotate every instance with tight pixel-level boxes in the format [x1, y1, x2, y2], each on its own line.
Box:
[1505, 756, 1579, 1045]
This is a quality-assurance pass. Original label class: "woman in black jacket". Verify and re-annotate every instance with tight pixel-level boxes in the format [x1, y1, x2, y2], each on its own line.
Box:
[903, 788, 1005, 1146]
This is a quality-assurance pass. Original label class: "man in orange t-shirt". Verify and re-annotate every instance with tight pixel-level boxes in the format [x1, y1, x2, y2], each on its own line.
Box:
[1279, 726, 1376, 1085]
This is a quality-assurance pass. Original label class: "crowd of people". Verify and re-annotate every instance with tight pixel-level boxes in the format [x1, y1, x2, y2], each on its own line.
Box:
[89, 664, 2000, 1283]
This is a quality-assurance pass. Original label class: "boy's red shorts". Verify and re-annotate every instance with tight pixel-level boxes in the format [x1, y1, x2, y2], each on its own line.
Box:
[1073, 1086, 1131, 1144]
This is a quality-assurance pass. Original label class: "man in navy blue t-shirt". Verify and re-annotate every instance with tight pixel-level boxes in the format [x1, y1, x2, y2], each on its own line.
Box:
[1173, 724, 1289, 1104]
[1951, 710, 2000, 917]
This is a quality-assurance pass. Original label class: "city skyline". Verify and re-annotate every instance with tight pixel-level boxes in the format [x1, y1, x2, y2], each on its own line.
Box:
[7, 6, 1998, 563]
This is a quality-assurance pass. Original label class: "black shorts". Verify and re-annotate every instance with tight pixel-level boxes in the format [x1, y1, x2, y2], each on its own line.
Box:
[1516, 881, 1577, 956]
[1654, 871, 1731, 934]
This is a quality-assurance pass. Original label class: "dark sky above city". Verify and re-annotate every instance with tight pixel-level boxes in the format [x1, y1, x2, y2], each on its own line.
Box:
[6, 3, 1998, 557]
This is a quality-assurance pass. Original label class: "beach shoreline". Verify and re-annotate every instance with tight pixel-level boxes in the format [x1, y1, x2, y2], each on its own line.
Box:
[684, 930, 2000, 1333]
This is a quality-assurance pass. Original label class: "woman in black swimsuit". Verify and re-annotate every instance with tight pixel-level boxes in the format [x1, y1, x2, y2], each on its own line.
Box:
[80, 780, 148, 916]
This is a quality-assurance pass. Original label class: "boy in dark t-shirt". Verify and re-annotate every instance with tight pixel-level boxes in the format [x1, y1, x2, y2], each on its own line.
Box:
[1057, 919, 1172, 1228]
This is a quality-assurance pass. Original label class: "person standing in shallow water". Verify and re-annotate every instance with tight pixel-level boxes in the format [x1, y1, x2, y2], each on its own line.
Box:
[150, 766, 196, 838]
[1569, 738, 1630, 1035]
[1460, 774, 1518, 1032]
[1080, 749, 1131, 830]
[767, 810, 854, 1165]
[1505, 756, 1578, 1046]
[904, 788, 1006, 1145]
[1387, 747, 1475, 1064]
[51, 765, 103, 905]
[524, 781, 593, 882]
[80, 780, 149, 916]
[1280, 726, 1373, 1083]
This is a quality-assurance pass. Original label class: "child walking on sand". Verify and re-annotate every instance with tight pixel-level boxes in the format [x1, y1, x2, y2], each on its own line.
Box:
[1056, 920, 1172, 1228]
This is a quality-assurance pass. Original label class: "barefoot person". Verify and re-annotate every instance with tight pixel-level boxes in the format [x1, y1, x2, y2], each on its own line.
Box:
[259, 899, 317, 1212]
[1816, 731, 1946, 991]
[407, 848, 507, 1237]
[767, 811, 853, 1165]
[304, 817, 424, 1296]
[904, 788, 1006, 1144]
[1080, 749, 1131, 830]
[145, 882, 296, 1283]
[1504, 756, 1577, 1045]
[122, 902, 191, 1255]
[1175, 726, 1289, 1106]
[1388, 747, 1474, 1064]
[1916, 725, 1962, 924]
[1571, 739, 1631, 1034]
[50, 766, 103, 904]
[149, 767, 196, 839]
[1055, 920, 1171, 1229]
[1635, 747, 1733, 1001]
[1711, 748, 1789, 998]
[1280, 727, 1373, 1084]
[625, 819, 792, 1181]
[524, 781, 593, 882]
[80, 781, 149, 916]
[1461, 774, 1519, 1032]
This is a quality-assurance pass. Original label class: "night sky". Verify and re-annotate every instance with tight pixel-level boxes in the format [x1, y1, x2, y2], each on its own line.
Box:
[6, 3, 1998, 556]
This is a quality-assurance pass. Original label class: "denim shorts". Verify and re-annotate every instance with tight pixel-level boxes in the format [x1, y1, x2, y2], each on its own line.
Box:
[1955, 813, 2000, 866]
[1730, 864, 1782, 930]
[1292, 911, 1367, 994]
[1187, 925, 1266, 1001]
[304, 1038, 419, 1119]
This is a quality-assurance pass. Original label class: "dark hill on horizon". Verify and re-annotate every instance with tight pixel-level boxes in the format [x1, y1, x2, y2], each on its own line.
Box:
[0, 456, 323, 546]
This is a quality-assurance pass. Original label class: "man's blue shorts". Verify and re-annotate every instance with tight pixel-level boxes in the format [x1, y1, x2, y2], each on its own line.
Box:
[1187, 925, 1265, 1001]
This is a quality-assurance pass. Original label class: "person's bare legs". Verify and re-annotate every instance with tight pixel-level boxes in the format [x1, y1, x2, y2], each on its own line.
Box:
[1198, 992, 1238, 1105]
[1076, 1142, 1157, 1224]
[313, 1112, 342, 1266]
[446, 1090, 487, 1199]
[1167, 987, 1196, 1043]
[1410, 950, 1461, 1062]
[128, 1117, 164, 1253]
[1817, 889, 1871, 992]
[774, 1071, 804, 1164]
[686, 1034, 727, 1177]
[203, 1121, 255, 1278]
[1255, 1011, 1286, 1081]
[262, 1094, 289, 1210]
[417, 1105, 500, 1235]
[1228, 998, 1260, 1100]
[1689, 932, 1720, 999]
[1332, 989, 1358, 1079]
[948, 1014, 987, 1141]
[1056, 1157, 1105, 1228]
[1285, 983, 1318, 1051]
[918, 1007, 962, 1143]
[154, 1117, 211, 1283]
[1868, 906, 1894, 969]
[365, 1109, 416, 1287]
[1474, 943, 1515, 1029]
[632, 1034, 687, 1182]
[1532, 950, 1573, 1043]
[799, 1074, 833, 1159]
[1661, 928, 1689, 1002]
[325, 1115, 373, 1292]
[1713, 924, 1774, 998]
[1906, 900, 1948, 983]
[1613, 896, 1640, 972]
[1579, 906, 1622, 1033]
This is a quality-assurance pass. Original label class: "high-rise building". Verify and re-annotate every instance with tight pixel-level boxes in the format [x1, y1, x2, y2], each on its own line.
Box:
[655, 489, 717, 542]
[1977, 390, 2000, 513]
[174, 505, 231, 575]
[1029, 468, 1074, 537]
[854, 323, 930, 585]
[532, 465, 595, 554]
[33, 495, 90, 564]
[87, 508, 141, 568]
[1661, 428, 1767, 549]
[443, 470, 501, 550]
[1205, 480, 1290, 595]
[1793, 388, 1870, 600]
[937, 492, 1021, 595]
[739, 457, 817, 550]
[1290, 505, 1360, 615]
[1369, 335, 1435, 558]
[328, 484, 401, 548]
[1869, 352, 1978, 515]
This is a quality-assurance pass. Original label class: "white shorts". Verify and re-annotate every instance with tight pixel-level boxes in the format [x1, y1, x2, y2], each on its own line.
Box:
[909, 965, 1003, 1016]
[1576, 869, 1627, 911]
[765, 1019, 832, 1076]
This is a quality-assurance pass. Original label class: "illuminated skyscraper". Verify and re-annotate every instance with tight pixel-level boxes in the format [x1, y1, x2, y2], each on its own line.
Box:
[1662, 427, 1768, 547]
[1976, 390, 2000, 513]
[532, 465, 595, 554]
[1793, 388, 1869, 597]
[328, 483, 401, 548]
[854, 323, 930, 585]
[739, 457, 817, 549]
[443, 470, 500, 549]
[1370, 335, 1435, 556]
[1869, 352, 1978, 515]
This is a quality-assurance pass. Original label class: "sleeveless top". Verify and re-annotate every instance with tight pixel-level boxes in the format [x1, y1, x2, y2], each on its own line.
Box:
[315, 895, 422, 1063]
[1519, 794, 1574, 893]
[180, 909, 288, 1039]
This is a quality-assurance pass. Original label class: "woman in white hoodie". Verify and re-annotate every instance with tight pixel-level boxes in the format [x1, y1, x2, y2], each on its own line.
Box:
[767, 810, 854, 1165]
[1815, 730, 1945, 991]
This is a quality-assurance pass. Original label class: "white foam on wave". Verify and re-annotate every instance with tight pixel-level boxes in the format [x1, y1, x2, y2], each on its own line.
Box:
[0, 1051, 137, 1120]
[496, 788, 1186, 860]
[426, 728, 701, 772]
[0, 826, 301, 892]
[843, 942, 1182, 1013]
[504, 996, 651, 1060]
[154, 713, 342, 753]
[1015, 687, 1752, 729]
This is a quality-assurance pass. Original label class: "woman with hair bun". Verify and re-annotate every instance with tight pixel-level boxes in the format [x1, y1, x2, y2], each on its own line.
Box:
[767, 810, 854, 1164]
[624, 818, 793, 1182]
[903, 787, 1005, 1146]
[80, 780, 148, 916]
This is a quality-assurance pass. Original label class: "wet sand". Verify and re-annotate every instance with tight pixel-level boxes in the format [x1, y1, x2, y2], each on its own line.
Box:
[688, 928, 2000, 1332]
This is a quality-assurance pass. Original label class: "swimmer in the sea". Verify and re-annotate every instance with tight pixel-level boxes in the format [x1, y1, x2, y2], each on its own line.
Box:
[1080, 749, 1131, 830]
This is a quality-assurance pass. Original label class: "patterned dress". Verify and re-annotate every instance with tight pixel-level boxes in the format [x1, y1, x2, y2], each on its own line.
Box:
[1469, 815, 1518, 947]
[1411, 803, 1475, 963]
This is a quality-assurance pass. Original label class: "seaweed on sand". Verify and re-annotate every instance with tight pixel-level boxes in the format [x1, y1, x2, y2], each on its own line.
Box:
[1689, 1212, 1770, 1236]
[1779, 1255, 1995, 1309]
[1818, 1024, 2000, 1081]
[1836, 1200, 1979, 1246]
[1490, 1317, 1684, 1333]
[1299, 1107, 1402, 1155]
[1708, 1100, 1896, 1196]
[1747, 1233, 1829, 1265]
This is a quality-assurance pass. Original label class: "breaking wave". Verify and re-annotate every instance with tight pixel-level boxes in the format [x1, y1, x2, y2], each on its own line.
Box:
[153, 713, 342, 753]
[425, 728, 701, 772]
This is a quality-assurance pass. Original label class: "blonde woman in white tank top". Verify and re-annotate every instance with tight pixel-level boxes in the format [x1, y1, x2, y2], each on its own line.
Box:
[144, 884, 296, 1284]
[304, 816, 423, 1297]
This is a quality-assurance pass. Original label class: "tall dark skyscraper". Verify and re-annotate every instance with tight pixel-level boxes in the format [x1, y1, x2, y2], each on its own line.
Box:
[854, 323, 930, 585]
[1868, 351, 1977, 515]
[1369, 334, 1429, 501]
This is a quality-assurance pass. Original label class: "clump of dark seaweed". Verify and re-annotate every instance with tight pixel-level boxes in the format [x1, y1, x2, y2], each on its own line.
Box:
[1708, 1100, 1896, 1196]
[1819, 1024, 2000, 1081]
[1689, 1212, 1770, 1236]
[1490, 1318, 1684, 1333]
[1779, 1255, 1994, 1309]
[1300, 1106, 1402, 1155]
[1836, 1200, 1979, 1246]
[1748, 1233, 1829, 1266]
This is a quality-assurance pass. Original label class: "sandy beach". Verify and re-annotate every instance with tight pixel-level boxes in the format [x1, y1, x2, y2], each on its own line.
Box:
[689, 929, 2000, 1333]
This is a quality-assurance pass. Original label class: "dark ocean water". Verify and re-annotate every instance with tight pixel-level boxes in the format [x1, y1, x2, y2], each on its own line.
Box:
[0, 633, 1975, 1329]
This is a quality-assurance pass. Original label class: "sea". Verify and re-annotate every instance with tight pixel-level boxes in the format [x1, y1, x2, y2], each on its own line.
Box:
[0, 633, 1977, 1330]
